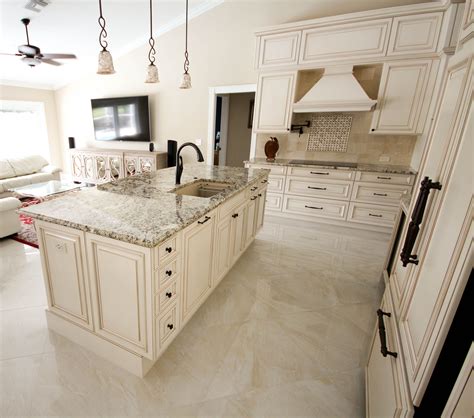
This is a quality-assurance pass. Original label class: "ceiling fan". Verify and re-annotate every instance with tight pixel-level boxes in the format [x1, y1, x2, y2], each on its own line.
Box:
[0, 18, 77, 67]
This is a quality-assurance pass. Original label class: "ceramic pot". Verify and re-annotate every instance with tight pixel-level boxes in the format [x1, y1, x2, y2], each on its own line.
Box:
[264, 137, 279, 162]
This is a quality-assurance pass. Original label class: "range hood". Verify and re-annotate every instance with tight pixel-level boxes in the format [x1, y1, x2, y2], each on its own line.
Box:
[293, 65, 376, 113]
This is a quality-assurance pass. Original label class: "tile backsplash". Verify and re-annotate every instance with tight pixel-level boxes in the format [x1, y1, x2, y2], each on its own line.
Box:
[255, 112, 417, 166]
[307, 114, 352, 152]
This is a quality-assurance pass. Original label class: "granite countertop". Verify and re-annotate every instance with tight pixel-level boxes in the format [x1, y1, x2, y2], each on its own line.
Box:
[20, 164, 269, 248]
[244, 158, 417, 175]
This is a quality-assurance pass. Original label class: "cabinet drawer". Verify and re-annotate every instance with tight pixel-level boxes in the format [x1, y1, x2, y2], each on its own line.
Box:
[355, 171, 415, 185]
[257, 31, 301, 68]
[287, 166, 355, 181]
[267, 175, 286, 192]
[157, 235, 179, 263]
[265, 193, 283, 212]
[155, 280, 178, 316]
[155, 257, 179, 291]
[366, 287, 413, 417]
[218, 189, 246, 220]
[299, 18, 391, 63]
[156, 304, 179, 352]
[285, 177, 352, 200]
[387, 12, 443, 56]
[247, 163, 287, 176]
[283, 195, 348, 220]
[352, 182, 410, 206]
[348, 202, 399, 227]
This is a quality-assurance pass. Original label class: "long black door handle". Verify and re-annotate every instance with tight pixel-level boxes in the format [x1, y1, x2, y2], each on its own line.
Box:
[307, 186, 327, 190]
[377, 309, 398, 358]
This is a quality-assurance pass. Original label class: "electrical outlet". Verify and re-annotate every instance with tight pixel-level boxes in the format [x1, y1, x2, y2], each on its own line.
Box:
[195, 138, 202, 146]
[379, 155, 390, 162]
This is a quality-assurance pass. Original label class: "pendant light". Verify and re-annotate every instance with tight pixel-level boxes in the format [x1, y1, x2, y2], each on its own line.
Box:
[179, 0, 191, 89]
[97, 0, 115, 74]
[145, 0, 159, 83]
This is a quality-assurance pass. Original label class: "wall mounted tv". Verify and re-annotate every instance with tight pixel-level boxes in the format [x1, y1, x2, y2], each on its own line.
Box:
[91, 95, 151, 142]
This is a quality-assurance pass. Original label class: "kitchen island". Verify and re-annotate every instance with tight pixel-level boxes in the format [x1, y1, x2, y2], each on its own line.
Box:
[21, 164, 269, 376]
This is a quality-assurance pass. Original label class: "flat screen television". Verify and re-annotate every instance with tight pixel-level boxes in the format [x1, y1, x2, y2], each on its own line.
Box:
[91, 95, 151, 142]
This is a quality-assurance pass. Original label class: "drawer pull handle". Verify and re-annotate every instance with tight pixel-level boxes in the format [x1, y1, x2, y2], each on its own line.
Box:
[310, 171, 329, 175]
[232, 213, 239, 218]
[377, 309, 398, 358]
[198, 216, 211, 225]
[250, 196, 257, 201]
[377, 176, 392, 180]
[251, 187, 258, 191]
[166, 292, 172, 298]
[165, 270, 172, 276]
[373, 193, 388, 197]
[167, 324, 174, 330]
[165, 247, 173, 253]
[369, 213, 383, 218]
[307, 186, 327, 191]
[261, 179, 268, 184]
[258, 193, 262, 197]
[305, 205, 323, 210]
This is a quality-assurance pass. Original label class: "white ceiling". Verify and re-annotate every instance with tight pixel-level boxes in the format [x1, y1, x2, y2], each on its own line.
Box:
[0, 0, 221, 90]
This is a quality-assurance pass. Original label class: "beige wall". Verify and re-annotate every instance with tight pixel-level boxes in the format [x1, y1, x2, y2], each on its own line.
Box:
[54, 0, 427, 171]
[0, 84, 62, 167]
[225, 92, 254, 167]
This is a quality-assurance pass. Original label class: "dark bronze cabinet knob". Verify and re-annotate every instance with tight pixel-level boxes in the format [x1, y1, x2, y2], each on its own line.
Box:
[166, 292, 172, 298]
[167, 324, 174, 330]
[166, 270, 172, 276]
[165, 247, 172, 253]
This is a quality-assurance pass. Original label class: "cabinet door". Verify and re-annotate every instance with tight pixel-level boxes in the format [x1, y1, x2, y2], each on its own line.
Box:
[182, 213, 215, 324]
[138, 156, 156, 173]
[87, 235, 153, 358]
[366, 288, 414, 417]
[230, 203, 246, 264]
[244, 196, 257, 247]
[254, 71, 296, 133]
[214, 216, 232, 285]
[370, 60, 433, 134]
[256, 189, 266, 231]
[256, 31, 301, 69]
[70, 153, 84, 181]
[36, 222, 93, 330]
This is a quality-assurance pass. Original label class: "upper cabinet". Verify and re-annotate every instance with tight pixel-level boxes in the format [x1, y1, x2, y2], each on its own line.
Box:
[387, 12, 443, 56]
[299, 19, 391, 64]
[256, 31, 301, 68]
[369, 59, 437, 135]
[253, 71, 296, 133]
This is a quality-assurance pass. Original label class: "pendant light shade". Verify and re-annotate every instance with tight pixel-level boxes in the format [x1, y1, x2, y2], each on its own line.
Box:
[97, 0, 115, 74]
[145, 0, 159, 83]
[179, 0, 191, 89]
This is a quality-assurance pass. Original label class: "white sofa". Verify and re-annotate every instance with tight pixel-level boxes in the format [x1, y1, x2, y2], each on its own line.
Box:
[0, 155, 61, 198]
[0, 197, 21, 238]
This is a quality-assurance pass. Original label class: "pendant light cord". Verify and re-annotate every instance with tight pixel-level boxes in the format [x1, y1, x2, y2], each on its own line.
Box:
[183, 0, 189, 74]
[98, 0, 109, 51]
[148, 0, 156, 65]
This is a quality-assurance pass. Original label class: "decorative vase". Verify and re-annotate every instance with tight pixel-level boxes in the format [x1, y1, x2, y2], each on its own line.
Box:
[264, 137, 279, 162]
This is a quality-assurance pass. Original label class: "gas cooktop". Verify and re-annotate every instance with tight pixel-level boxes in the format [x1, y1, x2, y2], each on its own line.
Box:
[288, 160, 358, 168]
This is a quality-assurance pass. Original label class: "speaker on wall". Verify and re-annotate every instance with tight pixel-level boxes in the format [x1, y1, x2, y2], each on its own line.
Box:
[149, 142, 155, 152]
[167, 140, 177, 167]
[68, 137, 75, 149]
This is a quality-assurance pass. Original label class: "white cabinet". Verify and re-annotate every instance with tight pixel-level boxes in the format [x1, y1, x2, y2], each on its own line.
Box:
[256, 31, 301, 69]
[181, 212, 216, 324]
[214, 216, 232, 285]
[36, 221, 93, 330]
[256, 189, 266, 230]
[86, 234, 153, 359]
[244, 194, 258, 247]
[253, 71, 296, 133]
[299, 19, 391, 64]
[366, 287, 414, 417]
[230, 202, 247, 263]
[370, 59, 434, 135]
[387, 12, 443, 56]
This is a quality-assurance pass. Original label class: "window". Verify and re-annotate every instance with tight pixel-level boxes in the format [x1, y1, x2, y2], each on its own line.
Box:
[0, 100, 50, 159]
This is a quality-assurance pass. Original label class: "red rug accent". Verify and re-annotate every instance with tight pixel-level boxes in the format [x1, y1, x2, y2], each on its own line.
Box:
[11, 198, 45, 248]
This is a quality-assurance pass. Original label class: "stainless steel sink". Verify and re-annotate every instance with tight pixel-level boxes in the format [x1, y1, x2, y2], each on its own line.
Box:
[171, 180, 233, 198]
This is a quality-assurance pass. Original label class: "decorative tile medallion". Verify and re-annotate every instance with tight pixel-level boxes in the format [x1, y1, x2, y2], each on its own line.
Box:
[307, 114, 352, 152]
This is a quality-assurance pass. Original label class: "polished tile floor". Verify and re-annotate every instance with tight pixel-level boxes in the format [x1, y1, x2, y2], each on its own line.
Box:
[0, 217, 390, 417]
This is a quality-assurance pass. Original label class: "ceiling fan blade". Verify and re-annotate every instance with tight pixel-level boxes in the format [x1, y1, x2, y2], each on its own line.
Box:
[0, 52, 22, 56]
[41, 53, 76, 59]
[41, 58, 62, 66]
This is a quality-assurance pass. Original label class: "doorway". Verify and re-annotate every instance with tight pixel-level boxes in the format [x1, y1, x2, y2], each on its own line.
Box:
[207, 84, 256, 166]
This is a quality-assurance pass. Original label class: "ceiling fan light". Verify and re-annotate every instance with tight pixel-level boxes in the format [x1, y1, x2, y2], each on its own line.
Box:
[97, 50, 115, 74]
[179, 72, 192, 89]
[145, 63, 159, 83]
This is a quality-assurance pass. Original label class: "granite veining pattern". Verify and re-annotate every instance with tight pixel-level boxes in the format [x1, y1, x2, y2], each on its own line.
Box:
[245, 158, 417, 175]
[20, 165, 269, 248]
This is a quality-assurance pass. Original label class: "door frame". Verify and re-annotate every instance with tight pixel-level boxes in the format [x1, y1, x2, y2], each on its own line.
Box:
[207, 84, 257, 165]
